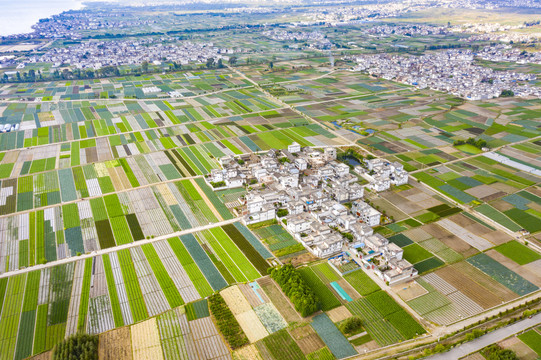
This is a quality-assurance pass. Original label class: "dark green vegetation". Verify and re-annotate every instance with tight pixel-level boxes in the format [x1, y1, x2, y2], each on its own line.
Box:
[339, 316, 363, 336]
[222, 224, 270, 274]
[269, 265, 320, 317]
[52, 333, 98, 360]
[481, 344, 518, 360]
[453, 137, 487, 150]
[208, 293, 249, 349]
[297, 267, 341, 311]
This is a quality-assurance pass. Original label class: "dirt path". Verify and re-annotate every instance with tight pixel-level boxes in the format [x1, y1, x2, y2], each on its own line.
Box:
[191, 178, 223, 220]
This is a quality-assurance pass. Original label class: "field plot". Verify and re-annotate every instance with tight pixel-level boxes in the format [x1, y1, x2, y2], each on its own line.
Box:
[494, 241, 541, 265]
[289, 323, 326, 356]
[222, 224, 271, 274]
[298, 267, 341, 311]
[189, 317, 232, 359]
[434, 263, 516, 310]
[257, 277, 301, 323]
[467, 253, 539, 296]
[518, 329, 541, 356]
[99, 327, 133, 360]
[195, 227, 261, 283]
[221, 286, 269, 343]
[311, 314, 357, 359]
[233, 344, 263, 360]
[257, 328, 308, 360]
[252, 223, 304, 258]
[347, 290, 424, 346]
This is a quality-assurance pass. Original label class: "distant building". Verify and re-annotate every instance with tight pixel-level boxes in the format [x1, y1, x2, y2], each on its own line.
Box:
[288, 142, 301, 154]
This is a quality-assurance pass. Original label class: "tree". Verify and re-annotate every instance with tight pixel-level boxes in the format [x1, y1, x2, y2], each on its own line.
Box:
[483, 345, 518, 360]
[270, 265, 320, 317]
[276, 208, 289, 217]
[229, 56, 238, 66]
[500, 89, 514, 97]
[217, 58, 224, 69]
[52, 333, 98, 360]
[206, 57, 215, 69]
[340, 316, 363, 335]
[142, 61, 149, 73]
[269, 61, 274, 70]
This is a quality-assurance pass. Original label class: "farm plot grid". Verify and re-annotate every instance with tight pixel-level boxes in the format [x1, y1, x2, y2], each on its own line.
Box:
[413, 156, 541, 234]
[0, 179, 238, 273]
[0, 224, 272, 359]
[0, 107, 344, 167]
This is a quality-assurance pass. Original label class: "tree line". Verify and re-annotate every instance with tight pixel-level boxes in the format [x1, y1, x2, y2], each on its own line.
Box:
[269, 264, 320, 317]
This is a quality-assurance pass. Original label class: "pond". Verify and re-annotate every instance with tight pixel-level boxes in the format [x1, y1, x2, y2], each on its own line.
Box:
[341, 155, 361, 166]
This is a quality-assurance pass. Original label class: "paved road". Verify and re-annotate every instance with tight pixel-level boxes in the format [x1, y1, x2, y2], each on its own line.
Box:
[0, 217, 239, 279]
[427, 313, 541, 360]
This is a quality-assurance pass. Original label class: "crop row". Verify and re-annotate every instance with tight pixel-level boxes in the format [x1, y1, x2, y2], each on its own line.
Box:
[0, 179, 233, 273]
[222, 224, 270, 275]
[297, 267, 341, 311]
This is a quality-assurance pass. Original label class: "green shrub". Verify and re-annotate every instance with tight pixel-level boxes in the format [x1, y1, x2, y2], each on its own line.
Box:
[339, 316, 362, 335]
[277, 208, 289, 218]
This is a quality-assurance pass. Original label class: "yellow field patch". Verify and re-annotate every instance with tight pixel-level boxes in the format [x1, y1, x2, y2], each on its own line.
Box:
[131, 318, 164, 360]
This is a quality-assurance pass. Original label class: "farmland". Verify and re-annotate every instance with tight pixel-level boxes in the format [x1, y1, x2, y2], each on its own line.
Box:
[0, 227, 272, 359]
[252, 223, 306, 258]
[3, 13, 541, 360]
[346, 289, 425, 346]
[494, 241, 541, 265]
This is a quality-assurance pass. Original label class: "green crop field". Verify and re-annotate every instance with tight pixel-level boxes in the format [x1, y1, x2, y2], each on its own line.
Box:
[344, 270, 380, 296]
[312, 263, 341, 283]
[141, 244, 184, 308]
[261, 329, 305, 360]
[298, 267, 341, 311]
[222, 224, 270, 275]
[168, 237, 214, 298]
[365, 291, 403, 317]
[402, 243, 433, 264]
[518, 330, 541, 356]
[494, 241, 541, 265]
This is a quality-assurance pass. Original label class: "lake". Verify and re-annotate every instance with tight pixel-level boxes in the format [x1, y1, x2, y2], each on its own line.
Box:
[0, 0, 84, 36]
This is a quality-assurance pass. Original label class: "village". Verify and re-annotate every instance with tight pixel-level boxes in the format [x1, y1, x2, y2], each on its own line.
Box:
[206, 144, 416, 285]
[351, 48, 540, 100]
[27, 38, 235, 70]
[262, 29, 332, 49]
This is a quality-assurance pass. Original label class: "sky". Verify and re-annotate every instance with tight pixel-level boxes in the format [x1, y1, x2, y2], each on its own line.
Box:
[0, 0, 85, 36]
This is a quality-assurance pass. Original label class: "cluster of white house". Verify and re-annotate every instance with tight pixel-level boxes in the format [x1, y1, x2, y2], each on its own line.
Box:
[355, 158, 409, 192]
[207, 144, 416, 284]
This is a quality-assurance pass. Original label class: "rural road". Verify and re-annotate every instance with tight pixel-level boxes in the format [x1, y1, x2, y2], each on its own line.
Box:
[427, 313, 541, 360]
[0, 217, 239, 279]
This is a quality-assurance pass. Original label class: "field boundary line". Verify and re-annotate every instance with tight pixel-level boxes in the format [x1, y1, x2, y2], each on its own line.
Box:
[0, 218, 241, 279]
